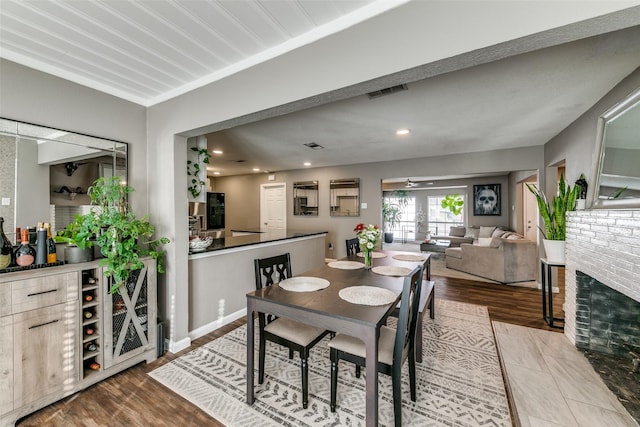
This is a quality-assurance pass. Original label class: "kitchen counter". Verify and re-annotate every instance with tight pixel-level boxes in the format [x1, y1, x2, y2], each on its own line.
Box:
[189, 229, 327, 256]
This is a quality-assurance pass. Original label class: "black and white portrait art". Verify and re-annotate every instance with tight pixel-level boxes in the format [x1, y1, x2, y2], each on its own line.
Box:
[473, 184, 501, 216]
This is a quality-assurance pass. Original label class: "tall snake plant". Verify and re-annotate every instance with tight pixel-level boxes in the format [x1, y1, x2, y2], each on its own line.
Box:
[526, 174, 578, 241]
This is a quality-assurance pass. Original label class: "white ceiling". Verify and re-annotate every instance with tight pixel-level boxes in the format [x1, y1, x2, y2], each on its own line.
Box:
[1, 1, 639, 180]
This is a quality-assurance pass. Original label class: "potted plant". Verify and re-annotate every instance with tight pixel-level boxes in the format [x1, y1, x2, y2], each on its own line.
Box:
[382, 202, 401, 243]
[441, 194, 464, 215]
[64, 176, 170, 293]
[525, 174, 578, 263]
[54, 214, 96, 263]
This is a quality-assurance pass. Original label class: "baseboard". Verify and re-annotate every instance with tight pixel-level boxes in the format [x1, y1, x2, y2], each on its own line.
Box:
[167, 336, 192, 354]
[188, 308, 247, 341]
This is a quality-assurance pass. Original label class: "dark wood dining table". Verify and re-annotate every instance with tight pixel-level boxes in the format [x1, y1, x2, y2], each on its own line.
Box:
[246, 250, 430, 426]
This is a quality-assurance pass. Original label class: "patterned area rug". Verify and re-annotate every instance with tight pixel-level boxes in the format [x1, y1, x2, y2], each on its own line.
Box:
[149, 300, 511, 426]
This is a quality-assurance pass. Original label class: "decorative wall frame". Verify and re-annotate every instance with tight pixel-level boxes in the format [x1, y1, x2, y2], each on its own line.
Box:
[473, 184, 501, 216]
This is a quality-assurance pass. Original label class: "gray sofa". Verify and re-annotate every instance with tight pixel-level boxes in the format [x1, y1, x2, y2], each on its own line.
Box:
[430, 226, 477, 247]
[444, 230, 537, 283]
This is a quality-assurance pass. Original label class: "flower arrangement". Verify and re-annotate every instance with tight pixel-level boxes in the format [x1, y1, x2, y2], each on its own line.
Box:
[354, 223, 381, 268]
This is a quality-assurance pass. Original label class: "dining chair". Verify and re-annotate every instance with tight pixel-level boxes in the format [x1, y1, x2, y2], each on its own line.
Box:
[254, 253, 330, 409]
[328, 264, 423, 427]
[345, 238, 360, 256]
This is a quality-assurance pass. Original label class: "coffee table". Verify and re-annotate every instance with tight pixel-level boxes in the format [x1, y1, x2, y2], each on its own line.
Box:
[420, 240, 451, 253]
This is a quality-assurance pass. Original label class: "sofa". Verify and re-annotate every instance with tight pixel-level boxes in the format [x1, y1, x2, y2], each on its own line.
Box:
[430, 226, 478, 247]
[444, 227, 537, 283]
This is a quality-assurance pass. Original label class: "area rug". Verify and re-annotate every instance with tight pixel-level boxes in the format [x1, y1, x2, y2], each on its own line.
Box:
[148, 300, 511, 426]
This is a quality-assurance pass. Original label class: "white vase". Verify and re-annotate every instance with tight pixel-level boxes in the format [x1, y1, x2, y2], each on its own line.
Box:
[542, 239, 565, 264]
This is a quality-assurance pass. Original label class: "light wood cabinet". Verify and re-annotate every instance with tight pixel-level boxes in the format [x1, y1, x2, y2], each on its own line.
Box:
[0, 259, 157, 427]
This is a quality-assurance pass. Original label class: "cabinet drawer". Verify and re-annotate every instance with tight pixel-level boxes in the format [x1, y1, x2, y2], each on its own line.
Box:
[11, 273, 74, 313]
[0, 285, 10, 317]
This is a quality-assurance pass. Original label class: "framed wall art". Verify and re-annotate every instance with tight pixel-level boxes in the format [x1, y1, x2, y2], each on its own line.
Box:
[473, 184, 501, 216]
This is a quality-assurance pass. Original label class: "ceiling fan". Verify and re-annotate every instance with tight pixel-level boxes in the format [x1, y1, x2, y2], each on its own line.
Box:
[404, 178, 419, 188]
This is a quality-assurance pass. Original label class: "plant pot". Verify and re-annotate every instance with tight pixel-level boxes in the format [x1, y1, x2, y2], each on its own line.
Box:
[542, 239, 565, 264]
[383, 232, 394, 244]
[64, 245, 94, 264]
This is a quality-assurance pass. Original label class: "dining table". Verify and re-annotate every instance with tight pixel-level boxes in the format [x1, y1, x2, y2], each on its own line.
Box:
[246, 250, 430, 426]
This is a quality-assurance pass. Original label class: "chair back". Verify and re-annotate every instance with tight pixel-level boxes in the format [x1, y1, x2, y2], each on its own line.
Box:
[254, 253, 292, 290]
[393, 264, 423, 366]
[345, 238, 360, 256]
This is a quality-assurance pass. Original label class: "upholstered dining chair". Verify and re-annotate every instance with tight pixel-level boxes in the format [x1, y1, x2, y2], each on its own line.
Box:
[328, 264, 423, 427]
[254, 253, 330, 409]
[345, 238, 360, 256]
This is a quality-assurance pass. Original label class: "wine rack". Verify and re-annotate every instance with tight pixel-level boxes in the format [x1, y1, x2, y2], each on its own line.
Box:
[80, 268, 101, 378]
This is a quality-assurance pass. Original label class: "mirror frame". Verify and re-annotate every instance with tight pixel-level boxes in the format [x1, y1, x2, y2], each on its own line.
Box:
[329, 178, 360, 217]
[293, 180, 319, 216]
[589, 88, 640, 209]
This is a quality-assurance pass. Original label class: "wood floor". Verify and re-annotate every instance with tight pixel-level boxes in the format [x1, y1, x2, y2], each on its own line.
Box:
[15, 274, 565, 427]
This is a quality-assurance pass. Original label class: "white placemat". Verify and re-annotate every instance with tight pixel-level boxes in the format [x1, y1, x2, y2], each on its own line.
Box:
[338, 286, 398, 306]
[371, 265, 412, 277]
[328, 260, 365, 270]
[278, 277, 330, 292]
[356, 252, 387, 259]
[392, 254, 426, 262]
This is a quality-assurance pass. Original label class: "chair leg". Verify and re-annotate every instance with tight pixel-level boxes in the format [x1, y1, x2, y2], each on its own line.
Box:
[330, 349, 338, 412]
[355, 364, 361, 378]
[392, 365, 403, 427]
[301, 355, 309, 409]
[259, 335, 266, 384]
[409, 349, 417, 402]
[415, 316, 423, 364]
[289, 348, 294, 359]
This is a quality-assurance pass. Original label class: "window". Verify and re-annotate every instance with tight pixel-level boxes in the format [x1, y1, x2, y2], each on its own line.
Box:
[425, 195, 464, 236]
[384, 195, 416, 240]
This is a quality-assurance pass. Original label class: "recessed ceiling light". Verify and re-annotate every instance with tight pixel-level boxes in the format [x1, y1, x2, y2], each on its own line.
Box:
[213, 171, 220, 175]
[396, 128, 411, 135]
[253, 168, 260, 172]
[304, 162, 311, 166]
[212, 149, 223, 154]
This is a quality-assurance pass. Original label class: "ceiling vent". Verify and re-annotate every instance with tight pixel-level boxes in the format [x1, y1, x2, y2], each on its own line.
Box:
[304, 142, 324, 150]
[367, 84, 408, 99]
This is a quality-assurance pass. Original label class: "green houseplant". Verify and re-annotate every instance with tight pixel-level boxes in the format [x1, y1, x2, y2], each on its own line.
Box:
[63, 176, 170, 293]
[187, 147, 210, 198]
[382, 202, 401, 243]
[525, 174, 578, 263]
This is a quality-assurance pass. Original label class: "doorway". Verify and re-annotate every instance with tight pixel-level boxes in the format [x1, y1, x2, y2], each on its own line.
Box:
[260, 182, 287, 231]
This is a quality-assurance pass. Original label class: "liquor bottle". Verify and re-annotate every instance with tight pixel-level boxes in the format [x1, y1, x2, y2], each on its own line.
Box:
[44, 223, 57, 264]
[14, 229, 36, 267]
[35, 224, 47, 265]
[0, 217, 12, 269]
[84, 342, 97, 352]
[14, 227, 21, 246]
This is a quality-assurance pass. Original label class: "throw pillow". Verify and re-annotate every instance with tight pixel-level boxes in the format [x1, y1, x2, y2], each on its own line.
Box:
[479, 226, 496, 238]
[464, 227, 480, 239]
[476, 237, 493, 246]
[489, 237, 503, 247]
[492, 228, 507, 238]
[449, 226, 466, 237]
[507, 234, 523, 240]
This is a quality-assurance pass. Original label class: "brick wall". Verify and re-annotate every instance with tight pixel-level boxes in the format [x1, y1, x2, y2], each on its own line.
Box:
[564, 209, 640, 344]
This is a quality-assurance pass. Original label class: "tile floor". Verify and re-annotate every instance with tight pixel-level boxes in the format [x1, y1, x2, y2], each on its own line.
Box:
[493, 322, 639, 427]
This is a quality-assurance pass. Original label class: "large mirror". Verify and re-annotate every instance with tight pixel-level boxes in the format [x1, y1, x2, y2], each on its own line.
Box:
[591, 88, 640, 208]
[0, 118, 127, 242]
[293, 180, 318, 216]
[330, 178, 360, 217]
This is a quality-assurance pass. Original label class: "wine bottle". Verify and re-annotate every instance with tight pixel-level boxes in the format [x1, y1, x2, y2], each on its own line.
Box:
[84, 293, 94, 302]
[15, 227, 21, 246]
[88, 362, 100, 371]
[0, 217, 12, 269]
[85, 327, 94, 336]
[84, 310, 93, 319]
[15, 229, 36, 266]
[44, 223, 57, 263]
[84, 342, 97, 352]
[35, 224, 47, 265]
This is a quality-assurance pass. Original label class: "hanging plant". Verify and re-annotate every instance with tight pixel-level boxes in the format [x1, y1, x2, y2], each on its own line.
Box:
[187, 147, 210, 198]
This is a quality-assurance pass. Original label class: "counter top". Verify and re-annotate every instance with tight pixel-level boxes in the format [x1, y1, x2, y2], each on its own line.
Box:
[189, 229, 327, 255]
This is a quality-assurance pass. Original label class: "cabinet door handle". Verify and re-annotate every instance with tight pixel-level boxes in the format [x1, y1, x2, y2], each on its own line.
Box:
[27, 289, 58, 297]
[28, 319, 59, 329]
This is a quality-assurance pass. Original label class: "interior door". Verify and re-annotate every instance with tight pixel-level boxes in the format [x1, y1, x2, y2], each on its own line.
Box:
[261, 183, 286, 230]
[523, 181, 538, 241]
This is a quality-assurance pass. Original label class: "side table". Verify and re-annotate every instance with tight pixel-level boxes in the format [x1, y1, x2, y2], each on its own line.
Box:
[540, 258, 565, 329]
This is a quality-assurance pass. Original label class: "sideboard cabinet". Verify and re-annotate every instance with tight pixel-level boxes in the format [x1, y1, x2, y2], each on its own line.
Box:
[0, 259, 157, 427]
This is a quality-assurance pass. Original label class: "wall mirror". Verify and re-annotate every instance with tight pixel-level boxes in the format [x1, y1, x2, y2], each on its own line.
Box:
[293, 180, 319, 216]
[591, 88, 640, 208]
[0, 118, 127, 240]
[330, 178, 360, 217]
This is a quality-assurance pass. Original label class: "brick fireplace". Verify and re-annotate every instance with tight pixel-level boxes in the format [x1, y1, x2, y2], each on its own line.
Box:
[565, 209, 640, 418]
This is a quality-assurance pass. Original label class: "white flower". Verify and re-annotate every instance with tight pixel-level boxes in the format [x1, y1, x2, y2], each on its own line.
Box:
[366, 242, 374, 250]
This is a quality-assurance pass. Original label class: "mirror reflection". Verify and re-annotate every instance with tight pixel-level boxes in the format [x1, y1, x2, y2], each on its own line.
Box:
[0, 118, 127, 241]
[330, 178, 360, 217]
[293, 180, 318, 216]
[593, 88, 640, 208]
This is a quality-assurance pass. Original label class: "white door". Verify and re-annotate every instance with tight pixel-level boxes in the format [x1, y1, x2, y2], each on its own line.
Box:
[261, 183, 286, 231]
[523, 182, 538, 241]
